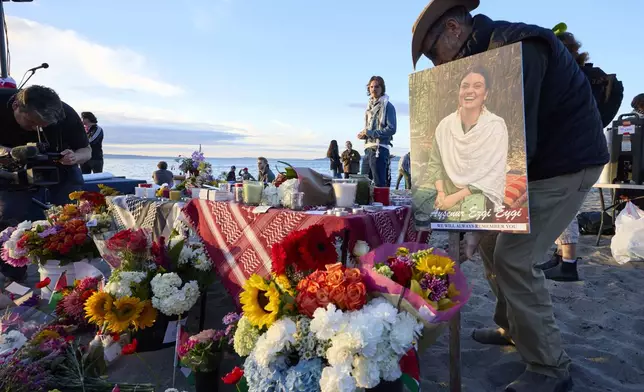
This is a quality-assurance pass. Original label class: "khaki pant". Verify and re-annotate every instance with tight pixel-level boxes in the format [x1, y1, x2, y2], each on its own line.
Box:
[478, 166, 601, 378]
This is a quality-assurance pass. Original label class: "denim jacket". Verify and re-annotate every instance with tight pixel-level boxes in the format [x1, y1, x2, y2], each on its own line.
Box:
[365, 101, 397, 147]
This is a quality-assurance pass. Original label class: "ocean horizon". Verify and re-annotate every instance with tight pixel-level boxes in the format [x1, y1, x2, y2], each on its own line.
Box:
[102, 156, 401, 184]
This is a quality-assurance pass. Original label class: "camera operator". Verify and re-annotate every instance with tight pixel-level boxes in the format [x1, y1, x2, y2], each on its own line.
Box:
[0, 85, 90, 280]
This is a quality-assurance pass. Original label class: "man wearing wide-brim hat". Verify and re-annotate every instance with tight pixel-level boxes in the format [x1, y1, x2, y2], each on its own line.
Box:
[412, 1, 609, 392]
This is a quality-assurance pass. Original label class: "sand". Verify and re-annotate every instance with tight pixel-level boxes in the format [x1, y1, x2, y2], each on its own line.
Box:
[12, 188, 644, 391]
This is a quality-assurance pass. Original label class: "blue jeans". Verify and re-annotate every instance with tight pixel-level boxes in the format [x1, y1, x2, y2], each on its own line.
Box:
[361, 147, 390, 187]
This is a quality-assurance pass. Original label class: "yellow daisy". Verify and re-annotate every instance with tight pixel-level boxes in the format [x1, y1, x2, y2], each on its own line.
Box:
[133, 300, 158, 330]
[415, 253, 455, 276]
[84, 291, 113, 325]
[32, 330, 61, 344]
[104, 296, 144, 333]
[239, 274, 281, 328]
[68, 191, 84, 200]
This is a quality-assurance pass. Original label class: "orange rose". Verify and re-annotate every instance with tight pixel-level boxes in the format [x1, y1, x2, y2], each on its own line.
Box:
[325, 262, 343, 272]
[329, 284, 347, 310]
[326, 269, 346, 288]
[296, 278, 310, 292]
[346, 282, 367, 311]
[344, 268, 362, 283]
[296, 291, 320, 317]
[297, 278, 321, 295]
[315, 287, 331, 308]
[308, 270, 328, 285]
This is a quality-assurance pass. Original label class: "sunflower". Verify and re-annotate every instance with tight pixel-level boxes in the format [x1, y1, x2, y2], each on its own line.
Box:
[133, 300, 157, 330]
[415, 253, 455, 276]
[239, 274, 281, 328]
[104, 296, 145, 333]
[84, 291, 113, 325]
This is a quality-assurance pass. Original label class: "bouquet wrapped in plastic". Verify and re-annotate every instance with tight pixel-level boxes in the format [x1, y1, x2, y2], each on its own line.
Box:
[359, 242, 471, 351]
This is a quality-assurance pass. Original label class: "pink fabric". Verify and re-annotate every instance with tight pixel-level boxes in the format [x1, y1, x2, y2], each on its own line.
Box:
[182, 200, 428, 304]
[359, 242, 471, 323]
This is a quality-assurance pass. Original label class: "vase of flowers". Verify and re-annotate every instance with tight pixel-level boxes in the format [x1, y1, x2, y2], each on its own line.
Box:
[178, 329, 227, 392]
[37, 260, 78, 300]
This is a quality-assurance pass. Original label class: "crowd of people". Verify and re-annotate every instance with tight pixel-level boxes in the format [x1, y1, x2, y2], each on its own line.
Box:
[1, 0, 643, 391]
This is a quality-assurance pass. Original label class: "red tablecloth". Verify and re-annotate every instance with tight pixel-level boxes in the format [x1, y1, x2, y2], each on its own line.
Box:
[182, 200, 427, 303]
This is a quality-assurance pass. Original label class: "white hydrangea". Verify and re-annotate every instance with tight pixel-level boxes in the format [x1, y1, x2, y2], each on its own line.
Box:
[309, 304, 347, 341]
[150, 273, 201, 316]
[389, 311, 423, 355]
[105, 271, 147, 299]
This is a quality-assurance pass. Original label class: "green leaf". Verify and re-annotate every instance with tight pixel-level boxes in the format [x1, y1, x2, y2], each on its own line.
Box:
[168, 238, 186, 265]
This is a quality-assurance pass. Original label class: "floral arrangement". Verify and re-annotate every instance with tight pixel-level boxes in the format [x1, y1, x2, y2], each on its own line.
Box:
[97, 184, 120, 196]
[0, 219, 98, 267]
[54, 276, 102, 327]
[0, 324, 154, 392]
[85, 229, 212, 335]
[176, 151, 215, 190]
[373, 247, 459, 311]
[227, 225, 423, 391]
[178, 329, 227, 373]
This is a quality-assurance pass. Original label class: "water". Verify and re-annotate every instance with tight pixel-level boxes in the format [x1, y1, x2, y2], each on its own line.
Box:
[102, 156, 402, 185]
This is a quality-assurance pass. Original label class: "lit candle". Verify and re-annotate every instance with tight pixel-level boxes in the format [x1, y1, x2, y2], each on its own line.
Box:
[243, 181, 263, 205]
[332, 179, 357, 208]
[169, 191, 181, 201]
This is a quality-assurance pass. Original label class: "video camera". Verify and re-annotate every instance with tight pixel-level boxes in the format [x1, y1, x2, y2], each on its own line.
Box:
[0, 142, 61, 190]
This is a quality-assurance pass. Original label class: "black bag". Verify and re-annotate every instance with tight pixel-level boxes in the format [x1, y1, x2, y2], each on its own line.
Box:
[581, 64, 624, 128]
[576, 211, 614, 235]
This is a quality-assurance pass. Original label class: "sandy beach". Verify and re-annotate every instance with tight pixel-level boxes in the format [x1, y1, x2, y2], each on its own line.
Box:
[22, 187, 644, 391]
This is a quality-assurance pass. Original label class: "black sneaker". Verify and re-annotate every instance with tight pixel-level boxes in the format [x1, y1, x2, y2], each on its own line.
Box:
[536, 252, 561, 271]
[544, 258, 580, 282]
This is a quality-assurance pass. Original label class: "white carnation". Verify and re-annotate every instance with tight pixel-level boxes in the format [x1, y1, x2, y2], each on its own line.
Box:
[352, 355, 381, 388]
[252, 317, 296, 367]
[326, 332, 360, 368]
[378, 349, 403, 381]
[310, 304, 347, 341]
[389, 311, 423, 355]
[320, 365, 356, 392]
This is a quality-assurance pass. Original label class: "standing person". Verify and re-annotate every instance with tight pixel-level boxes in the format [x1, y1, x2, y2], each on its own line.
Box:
[226, 166, 237, 181]
[537, 28, 622, 282]
[326, 140, 342, 179]
[0, 85, 91, 281]
[396, 152, 412, 190]
[358, 76, 397, 187]
[257, 157, 275, 183]
[80, 112, 104, 174]
[412, 2, 608, 391]
[152, 161, 173, 186]
[341, 141, 361, 178]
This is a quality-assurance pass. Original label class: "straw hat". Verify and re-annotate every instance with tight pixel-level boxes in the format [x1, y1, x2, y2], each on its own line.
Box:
[411, 0, 480, 68]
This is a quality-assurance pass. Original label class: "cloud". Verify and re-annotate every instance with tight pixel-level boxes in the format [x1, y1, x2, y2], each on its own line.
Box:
[347, 101, 409, 116]
[6, 16, 184, 97]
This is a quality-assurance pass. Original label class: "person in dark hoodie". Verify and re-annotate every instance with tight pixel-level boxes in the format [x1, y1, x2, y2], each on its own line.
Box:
[80, 111, 104, 174]
[412, 1, 608, 391]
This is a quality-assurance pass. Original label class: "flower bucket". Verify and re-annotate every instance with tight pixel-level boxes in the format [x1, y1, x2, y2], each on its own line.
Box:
[38, 260, 77, 300]
[132, 312, 185, 353]
[359, 242, 471, 352]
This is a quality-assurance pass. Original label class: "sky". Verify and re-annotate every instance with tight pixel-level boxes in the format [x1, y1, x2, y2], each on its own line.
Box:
[3, 0, 642, 159]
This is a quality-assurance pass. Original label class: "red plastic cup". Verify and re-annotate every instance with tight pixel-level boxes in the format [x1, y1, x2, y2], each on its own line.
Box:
[373, 187, 390, 206]
[162, 188, 170, 198]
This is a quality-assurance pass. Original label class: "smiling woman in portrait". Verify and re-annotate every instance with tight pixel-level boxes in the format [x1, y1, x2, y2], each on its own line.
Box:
[425, 66, 508, 220]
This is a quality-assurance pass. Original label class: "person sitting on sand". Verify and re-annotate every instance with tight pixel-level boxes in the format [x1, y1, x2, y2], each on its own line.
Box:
[238, 167, 255, 181]
[413, 2, 608, 391]
[152, 161, 173, 186]
[226, 166, 237, 181]
[257, 157, 275, 183]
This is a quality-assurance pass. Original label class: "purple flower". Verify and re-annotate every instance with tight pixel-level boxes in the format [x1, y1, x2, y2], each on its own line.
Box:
[223, 312, 241, 326]
[0, 227, 15, 244]
[419, 274, 449, 302]
[37, 226, 58, 238]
